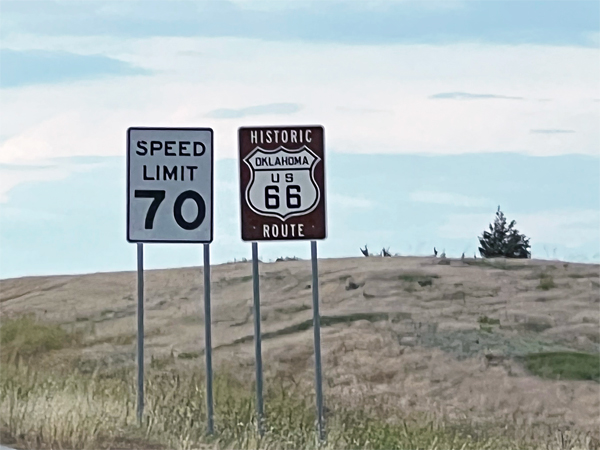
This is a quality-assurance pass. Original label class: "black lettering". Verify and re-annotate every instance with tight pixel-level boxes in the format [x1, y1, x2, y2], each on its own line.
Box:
[179, 141, 191, 156]
[285, 173, 293, 182]
[163, 165, 177, 180]
[136, 141, 148, 155]
[134, 190, 165, 229]
[165, 141, 176, 156]
[271, 173, 280, 182]
[286, 185, 301, 209]
[193, 142, 206, 156]
[265, 186, 279, 209]
[143, 165, 155, 180]
[187, 166, 197, 181]
[150, 141, 162, 155]
[173, 190, 205, 230]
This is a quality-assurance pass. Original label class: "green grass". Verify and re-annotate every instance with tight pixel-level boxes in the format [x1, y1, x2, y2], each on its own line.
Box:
[478, 316, 501, 325]
[225, 312, 412, 348]
[0, 315, 81, 360]
[523, 352, 600, 382]
[463, 259, 530, 270]
[568, 272, 600, 279]
[398, 273, 439, 283]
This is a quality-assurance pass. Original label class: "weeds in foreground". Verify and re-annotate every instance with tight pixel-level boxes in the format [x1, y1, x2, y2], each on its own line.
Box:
[1, 316, 598, 450]
[2, 361, 599, 450]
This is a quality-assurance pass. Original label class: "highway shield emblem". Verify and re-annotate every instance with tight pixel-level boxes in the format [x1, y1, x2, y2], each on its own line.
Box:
[243, 146, 321, 221]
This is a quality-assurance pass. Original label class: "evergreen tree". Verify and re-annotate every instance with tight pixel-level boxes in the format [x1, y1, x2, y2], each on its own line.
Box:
[478, 206, 531, 258]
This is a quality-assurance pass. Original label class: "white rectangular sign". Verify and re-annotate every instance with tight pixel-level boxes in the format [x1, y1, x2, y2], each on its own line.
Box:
[127, 127, 213, 243]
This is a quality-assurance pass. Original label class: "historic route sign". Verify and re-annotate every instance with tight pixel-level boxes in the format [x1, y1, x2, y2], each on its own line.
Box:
[238, 126, 326, 241]
[127, 127, 213, 243]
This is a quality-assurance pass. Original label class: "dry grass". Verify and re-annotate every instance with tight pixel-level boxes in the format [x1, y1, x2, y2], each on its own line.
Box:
[2, 360, 598, 450]
[1, 256, 599, 449]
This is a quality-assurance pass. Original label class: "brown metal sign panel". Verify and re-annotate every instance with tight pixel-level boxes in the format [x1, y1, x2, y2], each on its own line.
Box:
[239, 126, 326, 241]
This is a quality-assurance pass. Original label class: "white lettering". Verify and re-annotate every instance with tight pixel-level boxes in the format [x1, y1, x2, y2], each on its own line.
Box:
[271, 224, 279, 237]
[305, 130, 312, 143]
[291, 130, 297, 143]
[263, 224, 270, 238]
[298, 224, 304, 237]
[250, 131, 258, 144]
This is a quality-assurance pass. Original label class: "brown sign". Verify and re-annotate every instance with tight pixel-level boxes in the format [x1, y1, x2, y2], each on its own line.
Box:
[238, 126, 326, 241]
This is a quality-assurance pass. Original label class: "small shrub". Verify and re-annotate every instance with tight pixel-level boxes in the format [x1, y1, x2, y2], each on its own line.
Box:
[478, 316, 500, 325]
[177, 351, 200, 359]
[537, 275, 556, 290]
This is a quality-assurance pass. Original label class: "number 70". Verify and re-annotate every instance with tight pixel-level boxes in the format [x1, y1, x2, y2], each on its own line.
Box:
[134, 189, 206, 230]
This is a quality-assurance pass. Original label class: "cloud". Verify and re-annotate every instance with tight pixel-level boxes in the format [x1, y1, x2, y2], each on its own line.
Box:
[206, 103, 301, 119]
[530, 129, 575, 134]
[329, 193, 373, 209]
[0, 159, 101, 202]
[0, 49, 150, 88]
[429, 92, 523, 100]
[1, 0, 598, 47]
[0, 39, 598, 163]
[409, 191, 491, 207]
[439, 209, 600, 249]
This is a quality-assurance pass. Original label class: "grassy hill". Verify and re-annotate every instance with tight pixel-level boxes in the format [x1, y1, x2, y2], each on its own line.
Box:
[1, 256, 598, 449]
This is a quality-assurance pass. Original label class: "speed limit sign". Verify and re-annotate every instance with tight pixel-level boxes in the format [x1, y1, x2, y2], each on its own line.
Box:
[127, 127, 213, 243]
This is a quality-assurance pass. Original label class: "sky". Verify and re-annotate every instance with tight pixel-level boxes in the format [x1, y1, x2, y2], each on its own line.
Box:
[0, 0, 599, 279]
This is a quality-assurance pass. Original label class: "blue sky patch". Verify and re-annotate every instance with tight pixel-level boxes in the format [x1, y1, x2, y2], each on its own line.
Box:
[0, 49, 150, 88]
[1, 153, 598, 279]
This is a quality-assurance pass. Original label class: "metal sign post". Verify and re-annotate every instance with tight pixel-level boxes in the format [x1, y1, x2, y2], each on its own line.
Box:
[251, 242, 265, 435]
[203, 243, 214, 434]
[310, 240, 325, 441]
[127, 127, 214, 433]
[136, 243, 144, 425]
[238, 126, 327, 440]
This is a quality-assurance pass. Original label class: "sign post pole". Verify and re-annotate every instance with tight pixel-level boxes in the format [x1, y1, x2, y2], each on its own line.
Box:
[203, 243, 214, 435]
[136, 242, 144, 425]
[251, 241, 265, 435]
[310, 240, 325, 441]
[238, 125, 326, 440]
[127, 126, 214, 431]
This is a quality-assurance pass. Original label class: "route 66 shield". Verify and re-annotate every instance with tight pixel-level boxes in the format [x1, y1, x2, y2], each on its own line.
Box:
[244, 146, 321, 221]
